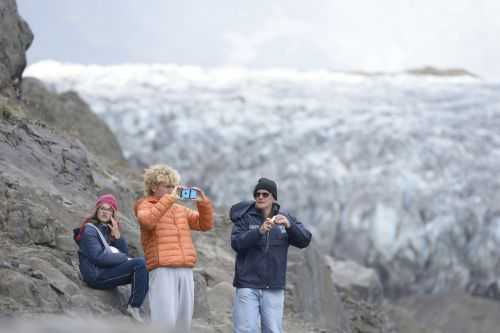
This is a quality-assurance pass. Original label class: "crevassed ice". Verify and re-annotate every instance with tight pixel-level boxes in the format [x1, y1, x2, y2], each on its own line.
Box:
[24, 60, 500, 294]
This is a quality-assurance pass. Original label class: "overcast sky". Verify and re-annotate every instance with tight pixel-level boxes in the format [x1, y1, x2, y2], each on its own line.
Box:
[17, 0, 500, 80]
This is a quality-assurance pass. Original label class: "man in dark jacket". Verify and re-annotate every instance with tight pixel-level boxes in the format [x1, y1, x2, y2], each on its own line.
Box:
[230, 178, 312, 333]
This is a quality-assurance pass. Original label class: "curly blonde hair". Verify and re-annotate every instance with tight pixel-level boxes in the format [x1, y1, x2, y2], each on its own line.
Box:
[143, 164, 180, 196]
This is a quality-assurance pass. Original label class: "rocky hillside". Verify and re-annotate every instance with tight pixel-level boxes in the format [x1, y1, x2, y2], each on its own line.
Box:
[21, 77, 126, 163]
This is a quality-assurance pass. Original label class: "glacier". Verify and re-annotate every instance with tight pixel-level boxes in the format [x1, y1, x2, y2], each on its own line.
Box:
[25, 60, 500, 298]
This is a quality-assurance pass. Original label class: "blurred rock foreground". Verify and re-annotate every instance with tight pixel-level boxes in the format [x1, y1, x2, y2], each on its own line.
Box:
[2, 0, 500, 332]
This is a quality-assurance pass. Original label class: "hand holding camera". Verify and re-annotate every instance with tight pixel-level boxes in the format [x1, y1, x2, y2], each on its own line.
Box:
[177, 186, 207, 202]
[179, 187, 198, 200]
[259, 217, 275, 234]
[273, 214, 290, 229]
[192, 187, 208, 202]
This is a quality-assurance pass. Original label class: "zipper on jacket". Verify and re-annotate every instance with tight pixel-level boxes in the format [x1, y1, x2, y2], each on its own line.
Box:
[265, 231, 270, 252]
[264, 205, 279, 253]
[175, 210, 186, 263]
[263, 217, 271, 286]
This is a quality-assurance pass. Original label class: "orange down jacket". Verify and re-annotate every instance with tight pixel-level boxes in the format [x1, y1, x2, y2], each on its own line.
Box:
[134, 194, 213, 271]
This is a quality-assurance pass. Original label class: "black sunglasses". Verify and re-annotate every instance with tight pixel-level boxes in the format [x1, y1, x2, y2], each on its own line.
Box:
[254, 191, 270, 199]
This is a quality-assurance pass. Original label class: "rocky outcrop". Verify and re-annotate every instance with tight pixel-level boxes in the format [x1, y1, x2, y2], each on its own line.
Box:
[325, 257, 383, 304]
[21, 77, 125, 163]
[405, 66, 478, 77]
[0, 0, 33, 97]
[286, 246, 351, 332]
[350, 66, 478, 78]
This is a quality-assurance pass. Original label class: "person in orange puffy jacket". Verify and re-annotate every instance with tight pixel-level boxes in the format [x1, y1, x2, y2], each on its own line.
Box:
[134, 164, 213, 331]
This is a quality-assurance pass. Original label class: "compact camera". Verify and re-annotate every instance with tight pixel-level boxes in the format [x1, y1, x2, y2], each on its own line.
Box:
[179, 187, 198, 200]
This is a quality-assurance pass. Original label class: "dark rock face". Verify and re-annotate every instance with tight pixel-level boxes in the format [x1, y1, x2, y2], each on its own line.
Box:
[21, 77, 126, 163]
[0, 113, 91, 246]
[0, 0, 33, 97]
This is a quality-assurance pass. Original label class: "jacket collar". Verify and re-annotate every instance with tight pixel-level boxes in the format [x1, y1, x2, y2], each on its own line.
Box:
[230, 200, 280, 221]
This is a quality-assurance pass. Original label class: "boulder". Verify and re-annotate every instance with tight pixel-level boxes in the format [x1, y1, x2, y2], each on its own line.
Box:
[287, 245, 352, 332]
[326, 257, 383, 304]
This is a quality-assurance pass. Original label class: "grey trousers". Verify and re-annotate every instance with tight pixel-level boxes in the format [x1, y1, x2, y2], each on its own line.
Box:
[149, 267, 194, 332]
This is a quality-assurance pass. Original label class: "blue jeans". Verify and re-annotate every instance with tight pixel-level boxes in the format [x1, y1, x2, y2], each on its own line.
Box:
[232, 288, 284, 333]
[89, 257, 149, 308]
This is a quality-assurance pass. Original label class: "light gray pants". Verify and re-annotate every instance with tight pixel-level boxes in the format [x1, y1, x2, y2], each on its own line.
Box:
[149, 267, 194, 332]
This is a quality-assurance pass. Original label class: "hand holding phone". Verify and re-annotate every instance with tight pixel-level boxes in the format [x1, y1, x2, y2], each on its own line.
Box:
[191, 187, 207, 202]
[179, 187, 198, 200]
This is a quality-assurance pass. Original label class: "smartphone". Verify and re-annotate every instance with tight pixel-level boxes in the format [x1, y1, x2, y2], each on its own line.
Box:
[179, 187, 198, 200]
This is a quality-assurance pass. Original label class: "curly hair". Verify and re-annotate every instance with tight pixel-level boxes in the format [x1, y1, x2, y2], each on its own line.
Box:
[143, 164, 180, 196]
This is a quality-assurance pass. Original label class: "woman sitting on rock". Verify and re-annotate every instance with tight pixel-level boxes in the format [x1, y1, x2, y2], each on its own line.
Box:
[74, 194, 148, 322]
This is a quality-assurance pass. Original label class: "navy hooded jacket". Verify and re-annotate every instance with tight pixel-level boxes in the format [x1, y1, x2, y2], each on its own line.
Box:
[74, 221, 129, 284]
[230, 201, 312, 289]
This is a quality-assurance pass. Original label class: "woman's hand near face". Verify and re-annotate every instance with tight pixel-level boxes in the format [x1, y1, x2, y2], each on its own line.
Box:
[109, 216, 121, 239]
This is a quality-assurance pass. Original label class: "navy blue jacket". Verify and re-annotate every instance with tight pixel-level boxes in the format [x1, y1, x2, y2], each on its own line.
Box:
[230, 201, 312, 289]
[74, 221, 129, 284]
